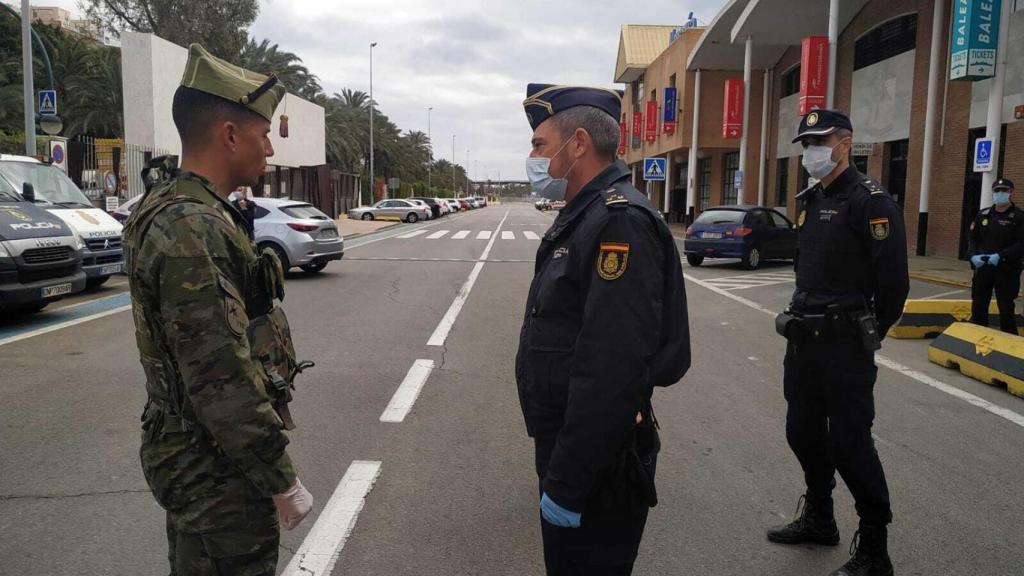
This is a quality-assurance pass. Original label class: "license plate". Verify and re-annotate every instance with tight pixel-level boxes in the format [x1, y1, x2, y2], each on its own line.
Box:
[701, 232, 723, 239]
[321, 229, 338, 239]
[100, 264, 123, 275]
[42, 283, 73, 298]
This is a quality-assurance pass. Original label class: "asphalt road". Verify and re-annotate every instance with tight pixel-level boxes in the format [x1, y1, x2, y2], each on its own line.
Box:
[1, 202, 1022, 575]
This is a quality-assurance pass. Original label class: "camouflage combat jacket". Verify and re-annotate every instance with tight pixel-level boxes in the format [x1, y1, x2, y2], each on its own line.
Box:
[123, 172, 295, 533]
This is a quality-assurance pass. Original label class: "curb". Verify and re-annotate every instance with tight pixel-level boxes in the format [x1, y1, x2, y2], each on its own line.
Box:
[342, 222, 403, 240]
[908, 272, 971, 290]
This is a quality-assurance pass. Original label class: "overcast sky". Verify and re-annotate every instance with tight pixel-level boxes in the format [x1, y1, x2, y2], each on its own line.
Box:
[34, 0, 726, 180]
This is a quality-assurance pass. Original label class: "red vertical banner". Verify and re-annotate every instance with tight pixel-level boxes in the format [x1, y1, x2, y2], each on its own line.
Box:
[618, 120, 627, 156]
[631, 112, 643, 149]
[722, 79, 744, 139]
[799, 36, 829, 115]
[645, 100, 659, 143]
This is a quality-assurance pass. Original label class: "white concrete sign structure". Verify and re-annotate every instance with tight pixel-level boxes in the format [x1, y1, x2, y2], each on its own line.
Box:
[121, 32, 326, 168]
[851, 50, 916, 145]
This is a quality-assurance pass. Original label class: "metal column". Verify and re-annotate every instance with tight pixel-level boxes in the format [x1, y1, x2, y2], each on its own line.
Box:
[917, 0, 946, 255]
[980, 0, 1013, 209]
[827, 0, 840, 107]
[686, 69, 702, 223]
[739, 36, 753, 202]
[758, 69, 772, 207]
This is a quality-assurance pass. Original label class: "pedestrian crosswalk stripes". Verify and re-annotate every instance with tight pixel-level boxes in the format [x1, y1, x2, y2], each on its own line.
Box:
[695, 271, 795, 291]
[390, 229, 542, 241]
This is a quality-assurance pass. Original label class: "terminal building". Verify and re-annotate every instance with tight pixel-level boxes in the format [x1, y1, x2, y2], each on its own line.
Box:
[615, 0, 1024, 259]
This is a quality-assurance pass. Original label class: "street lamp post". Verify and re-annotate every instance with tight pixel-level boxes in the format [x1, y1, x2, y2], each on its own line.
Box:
[466, 149, 471, 197]
[368, 42, 377, 205]
[21, 0, 34, 155]
[451, 134, 456, 197]
[427, 107, 433, 193]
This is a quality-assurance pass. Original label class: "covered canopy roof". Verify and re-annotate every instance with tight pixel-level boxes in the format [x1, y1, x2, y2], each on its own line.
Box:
[615, 25, 681, 83]
[687, 0, 788, 71]
[731, 0, 870, 45]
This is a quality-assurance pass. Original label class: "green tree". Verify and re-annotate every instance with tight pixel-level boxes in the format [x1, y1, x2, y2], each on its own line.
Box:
[80, 0, 259, 58]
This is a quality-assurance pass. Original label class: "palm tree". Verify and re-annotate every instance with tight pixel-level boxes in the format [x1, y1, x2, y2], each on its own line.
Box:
[238, 37, 321, 99]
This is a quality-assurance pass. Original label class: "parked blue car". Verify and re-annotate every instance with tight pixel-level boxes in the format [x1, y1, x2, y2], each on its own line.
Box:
[683, 206, 797, 269]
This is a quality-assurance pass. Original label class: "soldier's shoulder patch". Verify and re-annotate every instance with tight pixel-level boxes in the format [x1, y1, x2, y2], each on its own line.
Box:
[604, 188, 629, 207]
[217, 275, 248, 338]
[596, 242, 630, 280]
[869, 217, 890, 241]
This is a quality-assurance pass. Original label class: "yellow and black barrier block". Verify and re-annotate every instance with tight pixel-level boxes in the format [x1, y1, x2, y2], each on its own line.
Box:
[928, 322, 1024, 399]
[888, 299, 1024, 339]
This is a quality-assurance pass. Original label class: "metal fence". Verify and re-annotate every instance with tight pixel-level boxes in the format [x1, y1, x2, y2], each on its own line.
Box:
[68, 136, 173, 206]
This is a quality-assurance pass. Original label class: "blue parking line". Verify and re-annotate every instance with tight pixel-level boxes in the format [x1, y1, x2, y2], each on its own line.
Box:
[0, 292, 131, 344]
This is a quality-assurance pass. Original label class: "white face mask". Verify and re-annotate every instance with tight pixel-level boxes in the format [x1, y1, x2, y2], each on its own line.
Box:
[526, 137, 578, 201]
[802, 144, 839, 181]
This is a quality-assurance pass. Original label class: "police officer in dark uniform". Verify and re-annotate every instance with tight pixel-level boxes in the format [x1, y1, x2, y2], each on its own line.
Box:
[968, 179, 1024, 334]
[515, 84, 691, 576]
[769, 110, 909, 576]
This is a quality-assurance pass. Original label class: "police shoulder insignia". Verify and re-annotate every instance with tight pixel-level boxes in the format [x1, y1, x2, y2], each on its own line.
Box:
[861, 178, 885, 195]
[869, 217, 890, 241]
[982, 218, 989, 227]
[604, 189, 629, 206]
[596, 242, 630, 280]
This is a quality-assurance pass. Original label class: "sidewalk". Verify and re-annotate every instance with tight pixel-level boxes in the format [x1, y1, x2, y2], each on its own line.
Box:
[337, 216, 402, 239]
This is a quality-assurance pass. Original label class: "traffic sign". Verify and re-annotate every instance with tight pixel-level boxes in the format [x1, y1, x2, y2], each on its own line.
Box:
[103, 170, 118, 193]
[38, 90, 57, 116]
[974, 138, 994, 172]
[49, 139, 67, 171]
[643, 158, 666, 181]
[734, 170, 744, 190]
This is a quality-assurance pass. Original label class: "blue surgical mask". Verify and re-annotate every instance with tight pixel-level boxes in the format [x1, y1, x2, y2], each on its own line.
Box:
[994, 191, 1011, 206]
[526, 137, 577, 201]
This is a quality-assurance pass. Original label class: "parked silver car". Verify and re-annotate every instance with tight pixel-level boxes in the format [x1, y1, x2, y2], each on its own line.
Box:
[252, 197, 343, 274]
[349, 199, 430, 223]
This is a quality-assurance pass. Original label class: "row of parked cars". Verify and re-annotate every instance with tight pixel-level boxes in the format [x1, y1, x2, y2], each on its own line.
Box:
[349, 196, 488, 223]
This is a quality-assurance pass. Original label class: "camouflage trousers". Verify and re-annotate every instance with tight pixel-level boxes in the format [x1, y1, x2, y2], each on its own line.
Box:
[166, 510, 279, 576]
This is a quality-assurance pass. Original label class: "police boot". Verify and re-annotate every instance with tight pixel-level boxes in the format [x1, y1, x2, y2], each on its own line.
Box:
[830, 524, 894, 576]
[766, 495, 840, 546]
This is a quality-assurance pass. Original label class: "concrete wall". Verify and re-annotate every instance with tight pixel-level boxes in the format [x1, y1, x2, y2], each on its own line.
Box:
[121, 32, 326, 168]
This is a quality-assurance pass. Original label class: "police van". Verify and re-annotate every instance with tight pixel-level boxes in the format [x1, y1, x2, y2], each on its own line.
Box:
[0, 155, 124, 288]
[0, 176, 86, 314]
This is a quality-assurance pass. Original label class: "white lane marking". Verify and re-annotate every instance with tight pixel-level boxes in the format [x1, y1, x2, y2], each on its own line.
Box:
[476, 231, 492, 240]
[396, 229, 429, 239]
[523, 230, 541, 240]
[346, 213, 468, 249]
[427, 230, 450, 240]
[921, 289, 967, 300]
[684, 271, 1024, 430]
[501, 231, 515, 240]
[428, 211, 509, 347]
[280, 460, 383, 576]
[452, 230, 470, 240]
[0, 306, 131, 348]
[380, 359, 436, 423]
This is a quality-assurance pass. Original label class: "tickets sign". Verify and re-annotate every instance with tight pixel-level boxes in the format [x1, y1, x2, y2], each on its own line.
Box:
[799, 36, 829, 115]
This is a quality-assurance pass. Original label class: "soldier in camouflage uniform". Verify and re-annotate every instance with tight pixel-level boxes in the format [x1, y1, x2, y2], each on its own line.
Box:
[123, 44, 312, 575]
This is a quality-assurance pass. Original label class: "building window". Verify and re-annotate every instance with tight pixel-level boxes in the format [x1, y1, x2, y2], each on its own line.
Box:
[853, 155, 869, 173]
[698, 157, 712, 211]
[854, 14, 918, 71]
[632, 77, 643, 112]
[669, 73, 677, 89]
[798, 156, 810, 191]
[776, 158, 789, 207]
[781, 65, 801, 98]
[723, 152, 740, 205]
[651, 89, 657, 102]
[886, 139, 909, 207]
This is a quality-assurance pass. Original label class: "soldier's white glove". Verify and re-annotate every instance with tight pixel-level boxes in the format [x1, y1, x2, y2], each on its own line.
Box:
[273, 478, 313, 530]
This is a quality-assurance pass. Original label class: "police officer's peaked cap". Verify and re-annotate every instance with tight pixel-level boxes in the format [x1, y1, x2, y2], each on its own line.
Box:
[993, 178, 1015, 191]
[792, 109, 854, 143]
[523, 84, 624, 131]
[180, 43, 287, 122]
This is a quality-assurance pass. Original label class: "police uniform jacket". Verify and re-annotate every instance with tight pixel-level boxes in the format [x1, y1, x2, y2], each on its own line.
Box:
[968, 203, 1024, 269]
[794, 165, 909, 337]
[515, 160, 690, 511]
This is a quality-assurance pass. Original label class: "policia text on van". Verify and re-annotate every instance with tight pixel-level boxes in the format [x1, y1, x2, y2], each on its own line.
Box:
[0, 155, 125, 288]
[0, 179, 87, 314]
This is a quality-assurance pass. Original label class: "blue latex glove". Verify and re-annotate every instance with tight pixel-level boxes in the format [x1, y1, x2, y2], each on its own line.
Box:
[988, 253, 1001, 267]
[540, 492, 581, 528]
[971, 255, 985, 268]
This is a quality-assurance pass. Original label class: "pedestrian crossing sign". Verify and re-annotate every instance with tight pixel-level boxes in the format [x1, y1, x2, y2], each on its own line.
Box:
[643, 157, 666, 181]
[38, 90, 57, 116]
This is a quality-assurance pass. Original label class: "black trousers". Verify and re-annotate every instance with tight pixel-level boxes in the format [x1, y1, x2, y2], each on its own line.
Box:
[534, 438, 652, 576]
[971, 265, 1021, 335]
[783, 332, 892, 526]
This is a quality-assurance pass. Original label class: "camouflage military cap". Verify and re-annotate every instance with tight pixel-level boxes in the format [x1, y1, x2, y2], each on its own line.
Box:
[180, 43, 287, 122]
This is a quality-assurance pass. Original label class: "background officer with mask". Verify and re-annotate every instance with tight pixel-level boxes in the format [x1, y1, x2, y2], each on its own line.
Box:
[769, 110, 908, 576]
[968, 178, 1024, 335]
[515, 84, 691, 576]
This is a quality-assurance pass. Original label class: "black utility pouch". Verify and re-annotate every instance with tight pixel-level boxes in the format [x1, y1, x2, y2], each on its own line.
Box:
[775, 310, 798, 339]
[855, 312, 882, 351]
